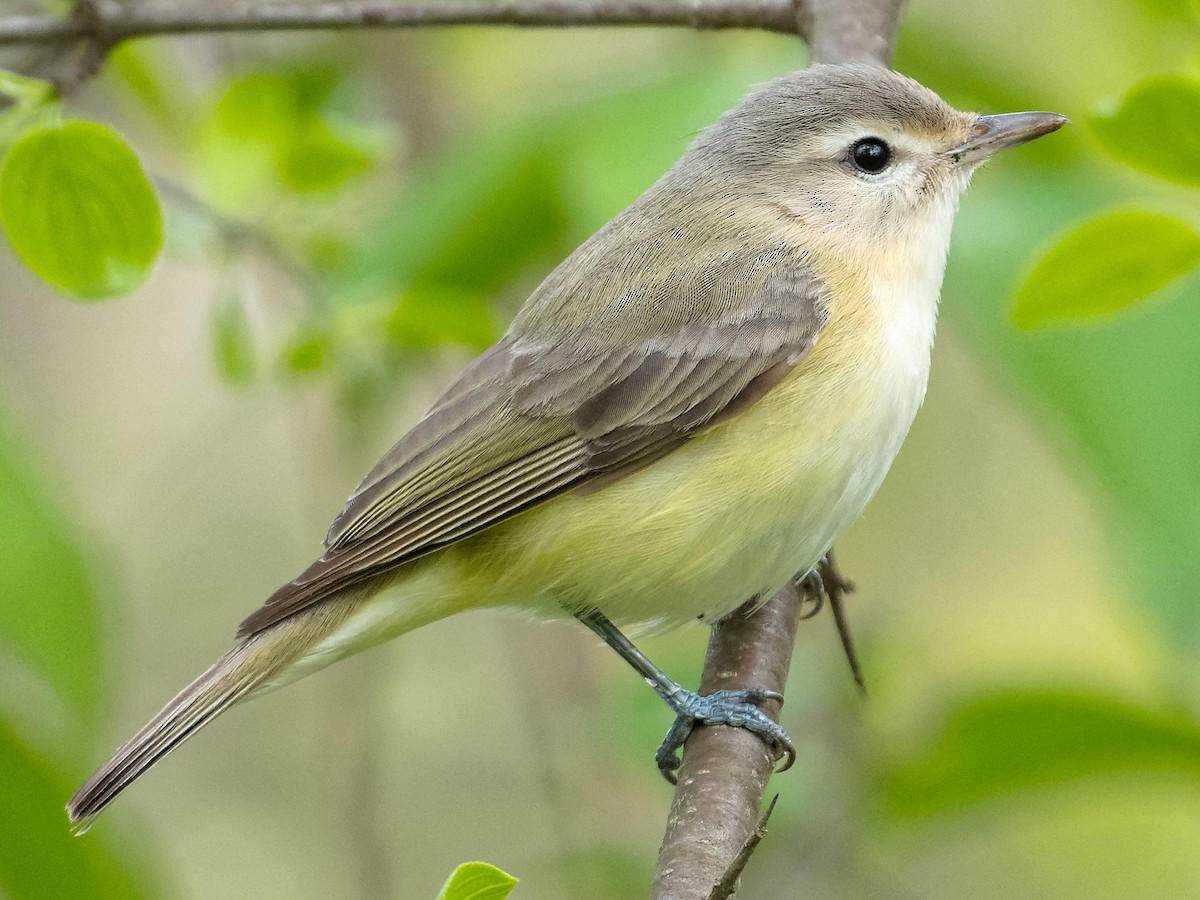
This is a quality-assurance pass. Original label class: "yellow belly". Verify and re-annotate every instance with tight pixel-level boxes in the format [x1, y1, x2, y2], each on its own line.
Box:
[290, 246, 943, 672]
[427, 320, 926, 631]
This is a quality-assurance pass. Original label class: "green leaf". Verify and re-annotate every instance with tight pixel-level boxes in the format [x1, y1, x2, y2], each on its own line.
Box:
[107, 43, 188, 131]
[280, 324, 334, 377]
[0, 121, 163, 298]
[199, 66, 392, 205]
[0, 720, 153, 899]
[1090, 76, 1200, 186]
[211, 69, 330, 141]
[435, 862, 518, 900]
[276, 115, 390, 194]
[387, 286, 496, 350]
[947, 167, 1200, 640]
[336, 134, 570, 356]
[211, 294, 257, 385]
[0, 69, 54, 107]
[878, 690, 1200, 819]
[0, 402, 105, 729]
[1013, 209, 1200, 328]
[344, 136, 569, 299]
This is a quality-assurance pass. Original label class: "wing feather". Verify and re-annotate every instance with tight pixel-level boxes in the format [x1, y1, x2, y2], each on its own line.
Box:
[237, 216, 830, 638]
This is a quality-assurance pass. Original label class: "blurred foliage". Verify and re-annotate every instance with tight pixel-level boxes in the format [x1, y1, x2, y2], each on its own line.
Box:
[211, 291, 258, 386]
[279, 321, 335, 378]
[1090, 76, 1200, 187]
[198, 64, 393, 205]
[0, 720, 150, 899]
[0, 79, 163, 299]
[969, 25, 1200, 642]
[0, 69, 54, 142]
[1014, 209, 1200, 327]
[1017, 69, 1200, 327]
[0, 0, 1198, 898]
[555, 848, 649, 898]
[0, 404, 158, 897]
[877, 689, 1200, 818]
[435, 861, 518, 900]
[0, 406, 104, 730]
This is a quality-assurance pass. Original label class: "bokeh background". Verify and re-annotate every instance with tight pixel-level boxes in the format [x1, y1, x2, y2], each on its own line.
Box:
[3, 0, 1200, 897]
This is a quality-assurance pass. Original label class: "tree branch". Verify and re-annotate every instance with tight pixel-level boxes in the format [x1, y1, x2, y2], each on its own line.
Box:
[650, 2, 905, 896]
[0, 0, 806, 48]
[651, 591, 803, 899]
[805, 0, 906, 65]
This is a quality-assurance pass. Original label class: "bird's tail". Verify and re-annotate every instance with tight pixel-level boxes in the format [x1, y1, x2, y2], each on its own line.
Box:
[67, 631, 291, 833]
[67, 577, 415, 832]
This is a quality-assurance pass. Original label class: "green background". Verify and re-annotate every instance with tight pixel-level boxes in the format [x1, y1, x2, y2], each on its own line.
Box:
[1, 0, 1199, 897]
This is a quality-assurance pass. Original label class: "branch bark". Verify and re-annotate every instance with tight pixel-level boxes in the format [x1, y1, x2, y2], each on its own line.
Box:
[650, 3, 906, 896]
[651, 590, 803, 899]
[0, 0, 806, 48]
[805, 0, 906, 65]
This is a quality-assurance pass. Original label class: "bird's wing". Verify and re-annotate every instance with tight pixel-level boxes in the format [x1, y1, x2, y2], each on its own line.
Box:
[237, 238, 829, 638]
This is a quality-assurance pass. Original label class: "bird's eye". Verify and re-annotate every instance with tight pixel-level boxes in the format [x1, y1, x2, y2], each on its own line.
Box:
[850, 137, 892, 174]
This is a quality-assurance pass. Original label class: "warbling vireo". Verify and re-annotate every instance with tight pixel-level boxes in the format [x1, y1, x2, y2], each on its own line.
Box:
[68, 64, 1065, 830]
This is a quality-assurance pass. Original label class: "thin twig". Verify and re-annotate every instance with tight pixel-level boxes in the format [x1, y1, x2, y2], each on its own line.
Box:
[792, 551, 866, 692]
[706, 795, 779, 900]
[156, 178, 327, 308]
[819, 549, 866, 695]
[0, 0, 806, 47]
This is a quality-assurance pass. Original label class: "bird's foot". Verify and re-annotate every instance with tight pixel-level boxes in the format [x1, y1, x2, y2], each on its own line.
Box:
[795, 568, 826, 618]
[793, 551, 857, 619]
[655, 688, 795, 784]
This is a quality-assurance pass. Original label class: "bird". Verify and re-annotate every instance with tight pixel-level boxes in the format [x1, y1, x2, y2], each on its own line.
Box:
[68, 63, 1065, 831]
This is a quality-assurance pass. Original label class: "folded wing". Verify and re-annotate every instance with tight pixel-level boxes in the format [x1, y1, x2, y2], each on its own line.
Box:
[237, 230, 829, 638]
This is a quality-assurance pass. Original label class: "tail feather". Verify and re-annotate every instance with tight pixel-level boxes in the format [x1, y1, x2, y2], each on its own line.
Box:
[67, 638, 274, 833]
[67, 581, 386, 832]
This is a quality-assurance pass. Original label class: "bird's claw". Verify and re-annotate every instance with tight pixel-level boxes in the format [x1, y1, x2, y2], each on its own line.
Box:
[655, 688, 796, 784]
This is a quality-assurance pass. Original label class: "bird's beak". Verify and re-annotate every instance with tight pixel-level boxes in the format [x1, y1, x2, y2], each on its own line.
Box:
[949, 111, 1069, 165]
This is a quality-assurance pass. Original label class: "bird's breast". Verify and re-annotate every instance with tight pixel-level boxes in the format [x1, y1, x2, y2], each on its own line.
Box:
[447, 279, 938, 631]
[434, 235, 947, 632]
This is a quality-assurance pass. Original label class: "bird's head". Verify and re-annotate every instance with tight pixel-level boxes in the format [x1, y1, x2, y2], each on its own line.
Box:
[684, 65, 1066, 251]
